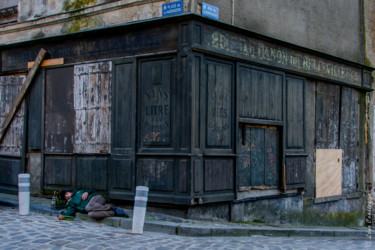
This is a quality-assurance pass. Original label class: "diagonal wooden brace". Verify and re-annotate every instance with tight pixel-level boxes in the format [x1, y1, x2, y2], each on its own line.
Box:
[0, 48, 47, 143]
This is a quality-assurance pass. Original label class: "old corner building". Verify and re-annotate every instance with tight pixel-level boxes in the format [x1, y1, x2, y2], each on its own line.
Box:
[0, 0, 374, 226]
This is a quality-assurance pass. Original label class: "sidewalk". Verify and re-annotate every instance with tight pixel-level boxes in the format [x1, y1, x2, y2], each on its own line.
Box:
[0, 193, 374, 238]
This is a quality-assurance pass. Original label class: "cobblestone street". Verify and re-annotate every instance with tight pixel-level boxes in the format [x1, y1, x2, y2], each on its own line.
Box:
[0, 206, 373, 250]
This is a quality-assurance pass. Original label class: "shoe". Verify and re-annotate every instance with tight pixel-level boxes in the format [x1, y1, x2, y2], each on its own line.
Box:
[111, 207, 129, 218]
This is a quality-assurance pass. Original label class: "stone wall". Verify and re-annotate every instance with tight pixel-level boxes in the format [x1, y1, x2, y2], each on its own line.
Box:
[0, 0, 365, 64]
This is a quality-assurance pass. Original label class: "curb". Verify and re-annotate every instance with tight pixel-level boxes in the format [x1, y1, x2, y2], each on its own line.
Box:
[0, 198, 62, 216]
[1, 198, 374, 238]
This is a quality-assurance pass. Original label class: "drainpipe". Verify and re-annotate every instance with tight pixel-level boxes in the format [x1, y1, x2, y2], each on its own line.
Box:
[232, 0, 234, 25]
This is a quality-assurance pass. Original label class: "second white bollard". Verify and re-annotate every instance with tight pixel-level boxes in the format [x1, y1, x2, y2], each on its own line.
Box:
[18, 173, 30, 216]
[132, 186, 149, 234]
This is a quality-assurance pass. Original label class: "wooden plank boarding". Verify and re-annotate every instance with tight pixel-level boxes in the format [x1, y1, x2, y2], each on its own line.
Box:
[27, 58, 64, 69]
[0, 48, 47, 143]
[315, 149, 342, 198]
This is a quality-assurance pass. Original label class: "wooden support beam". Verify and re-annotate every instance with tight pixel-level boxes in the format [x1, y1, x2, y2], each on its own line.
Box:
[27, 58, 64, 69]
[0, 48, 47, 143]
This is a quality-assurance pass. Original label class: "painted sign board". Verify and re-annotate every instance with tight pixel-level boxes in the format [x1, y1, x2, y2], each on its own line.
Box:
[162, 1, 183, 16]
[202, 2, 219, 20]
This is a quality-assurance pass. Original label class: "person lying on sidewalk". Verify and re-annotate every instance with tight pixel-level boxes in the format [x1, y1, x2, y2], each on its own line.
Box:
[57, 188, 129, 220]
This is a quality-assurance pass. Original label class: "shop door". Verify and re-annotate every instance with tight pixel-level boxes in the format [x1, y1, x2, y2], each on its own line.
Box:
[238, 125, 280, 190]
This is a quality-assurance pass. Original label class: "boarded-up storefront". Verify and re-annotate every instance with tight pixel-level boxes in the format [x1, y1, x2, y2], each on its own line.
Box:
[0, 14, 372, 224]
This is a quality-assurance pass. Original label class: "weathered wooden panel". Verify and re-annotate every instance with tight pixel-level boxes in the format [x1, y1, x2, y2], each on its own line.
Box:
[206, 60, 233, 148]
[204, 159, 233, 191]
[44, 67, 74, 153]
[109, 157, 132, 190]
[140, 59, 173, 147]
[285, 156, 306, 187]
[340, 87, 359, 194]
[179, 56, 190, 150]
[264, 128, 279, 186]
[179, 159, 188, 193]
[0, 158, 21, 185]
[237, 125, 251, 187]
[238, 125, 280, 189]
[76, 156, 107, 191]
[44, 156, 72, 186]
[238, 66, 283, 121]
[250, 127, 265, 186]
[74, 62, 112, 153]
[316, 149, 342, 198]
[0, 75, 26, 156]
[286, 76, 304, 150]
[315, 82, 340, 149]
[194, 159, 202, 193]
[27, 72, 43, 150]
[112, 61, 134, 153]
[193, 56, 201, 150]
[137, 159, 174, 191]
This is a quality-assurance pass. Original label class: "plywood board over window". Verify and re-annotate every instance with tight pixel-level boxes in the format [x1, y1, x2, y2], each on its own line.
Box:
[315, 149, 342, 198]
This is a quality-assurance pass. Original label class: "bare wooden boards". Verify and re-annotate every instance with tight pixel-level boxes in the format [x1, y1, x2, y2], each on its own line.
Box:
[315, 149, 342, 198]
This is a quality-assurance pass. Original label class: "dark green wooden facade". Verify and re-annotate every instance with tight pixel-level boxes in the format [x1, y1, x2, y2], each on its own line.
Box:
[0, 14, 372, 208]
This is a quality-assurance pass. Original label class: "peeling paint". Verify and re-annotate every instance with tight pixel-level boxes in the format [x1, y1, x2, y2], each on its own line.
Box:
[74, 62, 112, 154]
[0, 75, 26, 156]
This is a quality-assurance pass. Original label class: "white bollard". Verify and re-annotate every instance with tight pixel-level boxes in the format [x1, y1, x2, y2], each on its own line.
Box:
[132, 186, 149, 234]
[18, 173, 30, 216]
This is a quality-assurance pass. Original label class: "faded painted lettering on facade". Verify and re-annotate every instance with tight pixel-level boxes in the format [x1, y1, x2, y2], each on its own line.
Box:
[142, 87, 170, 144]
[206, 62, 232, 147]
[0, 75, 26, 156]
[74, 62, 112, 153]
[206, 26, 362, 87]
[140, 60, 173, 146]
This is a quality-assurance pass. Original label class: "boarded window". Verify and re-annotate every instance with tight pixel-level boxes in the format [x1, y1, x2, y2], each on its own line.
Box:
[315, 149, 342, 198]
[45, 67, 74, 153]
[74, 62, 112, 153]
[238, 125, 280, 189]
[0, 75, 26, 156]
[315, 82, 340, 149]
[238, 65, 283, 121]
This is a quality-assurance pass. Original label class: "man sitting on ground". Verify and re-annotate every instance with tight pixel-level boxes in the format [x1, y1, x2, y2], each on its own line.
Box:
[57, 188, 128, 220]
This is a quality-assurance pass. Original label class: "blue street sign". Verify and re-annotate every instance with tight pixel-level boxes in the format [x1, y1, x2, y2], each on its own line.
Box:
[162, 1, 183, 16]
[202, 2, 219, 20]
